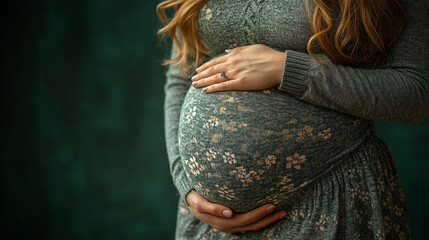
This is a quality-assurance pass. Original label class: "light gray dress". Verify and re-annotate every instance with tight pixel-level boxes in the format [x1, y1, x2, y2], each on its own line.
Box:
[163, 0, 429, 239]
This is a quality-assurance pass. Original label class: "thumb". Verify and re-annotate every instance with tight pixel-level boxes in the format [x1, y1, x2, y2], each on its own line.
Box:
[207, 203, 233, 218]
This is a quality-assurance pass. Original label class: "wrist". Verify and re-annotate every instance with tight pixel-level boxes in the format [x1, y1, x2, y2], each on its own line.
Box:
[274, 51, 287, 86]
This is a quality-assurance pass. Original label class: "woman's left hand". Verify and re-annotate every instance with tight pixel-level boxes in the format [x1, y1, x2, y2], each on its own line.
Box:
[191, 44, 286, 93]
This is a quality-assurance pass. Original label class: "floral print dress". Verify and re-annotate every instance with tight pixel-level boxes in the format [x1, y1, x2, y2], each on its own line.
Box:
[164, 0, 429, 239]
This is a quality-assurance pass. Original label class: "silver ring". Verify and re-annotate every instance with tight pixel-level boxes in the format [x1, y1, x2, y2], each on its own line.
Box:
[220, 71, 229, 81]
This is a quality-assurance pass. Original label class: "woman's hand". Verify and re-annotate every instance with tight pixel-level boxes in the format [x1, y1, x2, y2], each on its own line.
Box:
[186, 190, 287, 233]
[191, 44, 286, 93]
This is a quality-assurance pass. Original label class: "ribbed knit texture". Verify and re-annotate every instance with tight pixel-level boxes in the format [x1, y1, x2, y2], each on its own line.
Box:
[278, 50, 311, 97]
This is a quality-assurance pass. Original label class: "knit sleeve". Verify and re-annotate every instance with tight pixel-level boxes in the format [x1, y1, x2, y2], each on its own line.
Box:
[278, 1, 429, 125]
[164, 43, 194, 201]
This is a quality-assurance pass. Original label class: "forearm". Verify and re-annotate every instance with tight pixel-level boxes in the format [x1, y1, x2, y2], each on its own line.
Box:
[164, 45, 194, 199]
[164, 87, 193, 199]
[279, 51, 429, 125]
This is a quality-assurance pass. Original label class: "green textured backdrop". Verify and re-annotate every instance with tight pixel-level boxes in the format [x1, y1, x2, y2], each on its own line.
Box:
[1, 1, 428, 239]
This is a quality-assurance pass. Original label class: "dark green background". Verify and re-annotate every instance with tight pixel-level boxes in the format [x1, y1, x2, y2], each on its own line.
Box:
[1, 1, 428, 239]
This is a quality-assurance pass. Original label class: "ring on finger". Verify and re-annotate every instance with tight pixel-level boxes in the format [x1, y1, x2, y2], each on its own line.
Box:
[220, 71, 229, 81]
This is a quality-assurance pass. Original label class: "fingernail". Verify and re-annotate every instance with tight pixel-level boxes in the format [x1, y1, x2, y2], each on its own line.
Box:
[266, 205, 275, 212]
[192, 81, 197, 86]
[222, 210, 232, 217]
[203, 87, 208, 93]
[280, 212, 287, 219]
[225, 49, 232, 53]
[191, 75, 196, 81]
[196, 67, 201, 72]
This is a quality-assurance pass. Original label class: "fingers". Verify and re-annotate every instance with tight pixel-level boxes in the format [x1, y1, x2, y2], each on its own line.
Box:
[187, 190, 233, 218]
[230, 210, 287, 233]
[192, 71, 228, 88]
[192, 48, 238, 90]
[192, 64, 227, 83]
[197, 200, 233, 218]
[208, 203, 234, 217]
[195, 54, 229, 74]
[200, 206, 285, 233]
[194, 204, 280, 233]
[232, 204, 276, 226]
[203, 80, 240, 93]
[187, 194, 288, 234]
[185, 183, 288, 234]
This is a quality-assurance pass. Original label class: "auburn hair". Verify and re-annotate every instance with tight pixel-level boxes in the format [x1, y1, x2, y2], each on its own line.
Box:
[157, 0, 405, 74]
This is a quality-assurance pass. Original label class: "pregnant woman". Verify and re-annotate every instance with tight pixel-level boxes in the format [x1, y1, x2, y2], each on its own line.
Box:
[158, 0, 428, 239]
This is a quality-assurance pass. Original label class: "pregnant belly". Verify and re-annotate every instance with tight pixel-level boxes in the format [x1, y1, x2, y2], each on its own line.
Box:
[178, 86, 372, 212]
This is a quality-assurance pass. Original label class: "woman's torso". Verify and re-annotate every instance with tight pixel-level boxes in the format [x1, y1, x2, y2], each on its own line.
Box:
[178, 0, 377, 212]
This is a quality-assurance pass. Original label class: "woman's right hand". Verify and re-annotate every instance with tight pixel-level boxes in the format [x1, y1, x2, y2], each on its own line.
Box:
[186, 190, 287, 233]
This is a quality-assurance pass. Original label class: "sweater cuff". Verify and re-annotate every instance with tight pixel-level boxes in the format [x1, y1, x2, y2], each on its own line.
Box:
[174, 171, 194, 205]
[278, 50, 311, 97]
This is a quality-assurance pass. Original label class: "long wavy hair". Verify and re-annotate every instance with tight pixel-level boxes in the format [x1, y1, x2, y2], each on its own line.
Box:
[157, 0, 405, 74]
